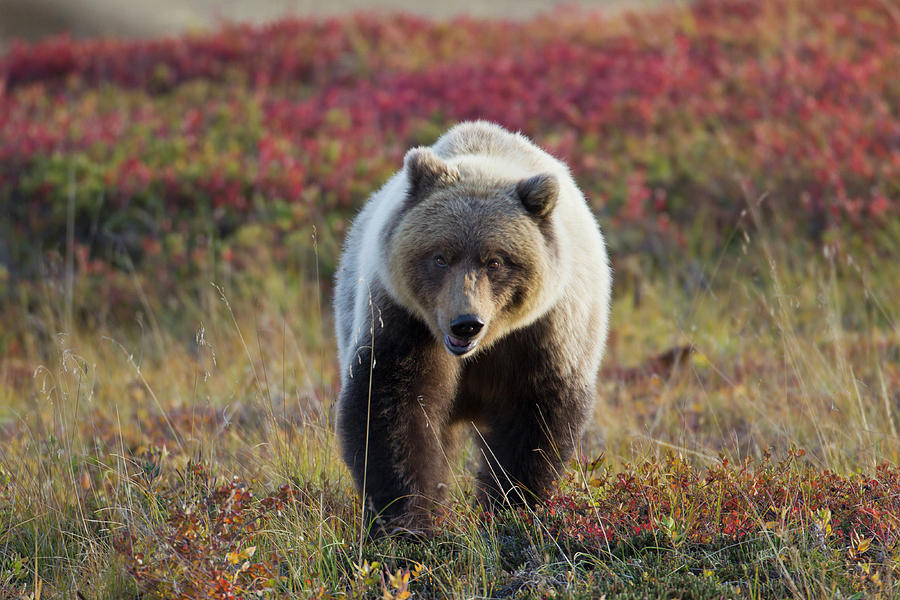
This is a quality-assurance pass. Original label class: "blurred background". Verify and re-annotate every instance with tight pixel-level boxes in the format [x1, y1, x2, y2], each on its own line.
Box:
[1, 0, 667, 43]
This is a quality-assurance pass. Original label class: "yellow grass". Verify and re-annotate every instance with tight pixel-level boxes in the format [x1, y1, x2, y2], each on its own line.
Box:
[1, 226, 899, 596]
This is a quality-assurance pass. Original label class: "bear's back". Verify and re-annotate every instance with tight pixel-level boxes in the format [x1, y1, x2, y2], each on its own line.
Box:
[431, 121, 566, 177]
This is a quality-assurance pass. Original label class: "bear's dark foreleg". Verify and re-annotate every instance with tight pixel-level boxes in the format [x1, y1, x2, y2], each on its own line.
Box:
[475, 384, 591, 509]
[336, 304, 459, 535]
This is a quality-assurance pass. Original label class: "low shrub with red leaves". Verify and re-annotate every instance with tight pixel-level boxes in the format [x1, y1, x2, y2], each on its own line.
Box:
[114, 462, 292, 599]
[541, 451, 900, 555]
[1, 0, 899, 294]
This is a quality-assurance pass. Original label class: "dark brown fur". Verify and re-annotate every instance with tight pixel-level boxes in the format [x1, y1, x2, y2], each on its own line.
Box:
[336, 290, 460, 535]
[336, 291, 590, 535]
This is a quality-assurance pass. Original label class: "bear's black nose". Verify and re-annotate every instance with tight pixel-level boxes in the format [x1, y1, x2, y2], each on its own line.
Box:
[450, 315, 484, 339]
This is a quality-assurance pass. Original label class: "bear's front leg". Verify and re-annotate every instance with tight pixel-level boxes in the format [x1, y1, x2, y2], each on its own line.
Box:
[476, 379, 592, 509]
[336, 302, 459, 535]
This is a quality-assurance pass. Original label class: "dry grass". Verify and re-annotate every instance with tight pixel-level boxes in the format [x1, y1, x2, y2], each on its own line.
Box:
[2, 224, 899, 598]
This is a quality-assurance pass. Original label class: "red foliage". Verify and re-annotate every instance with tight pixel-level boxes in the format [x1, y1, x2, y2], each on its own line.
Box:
[114, 462, 290, 599]
[1, 0, 899, 284]
[540, 452, 900, 554]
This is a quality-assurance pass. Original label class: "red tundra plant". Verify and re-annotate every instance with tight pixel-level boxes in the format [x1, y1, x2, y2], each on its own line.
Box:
[1, 0, 898, 280]
[540, 451, 900, 553]
[114, 462, 290, 599]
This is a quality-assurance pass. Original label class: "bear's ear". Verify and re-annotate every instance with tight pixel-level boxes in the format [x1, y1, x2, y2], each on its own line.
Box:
[404, 147, 457, 200]
[516, 173, 559, 219]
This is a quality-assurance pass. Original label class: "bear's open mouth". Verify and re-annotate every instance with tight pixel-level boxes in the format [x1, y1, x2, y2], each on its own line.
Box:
[444, 334, 478, 356]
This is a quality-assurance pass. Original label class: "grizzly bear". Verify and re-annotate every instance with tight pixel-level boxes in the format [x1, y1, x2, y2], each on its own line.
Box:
[333, 121, 611, 534]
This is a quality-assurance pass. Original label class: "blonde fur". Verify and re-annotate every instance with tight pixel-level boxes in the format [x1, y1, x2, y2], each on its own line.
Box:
[335, 121, 610, 384]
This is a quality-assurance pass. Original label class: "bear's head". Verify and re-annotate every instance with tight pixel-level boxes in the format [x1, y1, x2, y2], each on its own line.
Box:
[386, 147, 562, 357]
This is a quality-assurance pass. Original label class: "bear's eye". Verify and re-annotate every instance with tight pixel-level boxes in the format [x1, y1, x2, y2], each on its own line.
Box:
[487, 258, 501, 271]
[434, 255, 448, 268]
